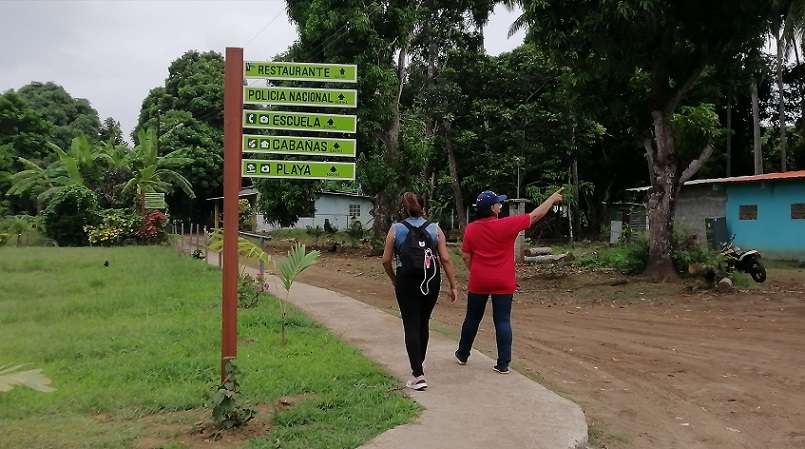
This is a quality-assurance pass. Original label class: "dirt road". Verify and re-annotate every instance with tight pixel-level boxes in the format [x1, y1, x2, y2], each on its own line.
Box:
[297, 253, 805, 449]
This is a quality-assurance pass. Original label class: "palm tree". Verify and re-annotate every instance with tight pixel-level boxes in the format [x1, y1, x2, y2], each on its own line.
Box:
[504, 0, 528, 39]
[122, 127, 195, 211]
[7, 141, 87, 208]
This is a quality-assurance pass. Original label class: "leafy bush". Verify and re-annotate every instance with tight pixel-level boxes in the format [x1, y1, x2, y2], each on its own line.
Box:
[42, 185, 99, 246]
[238, 199, 256, 231]
[347, 219, 365, 244]
[0, 233, 8, 246]
[670, 230, 720, 274]
[136, 210, 168, 243]
[576, 239, 649, 274]
[210, 359, 255, 431]
[323, 219, 337, 234]
[237, 273, 265, 309]
[305, 225, 324, 245]
[84, 209, 141, 246]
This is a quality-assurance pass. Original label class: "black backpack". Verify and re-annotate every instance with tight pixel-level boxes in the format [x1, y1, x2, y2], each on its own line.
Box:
[398, 220, 438, 275]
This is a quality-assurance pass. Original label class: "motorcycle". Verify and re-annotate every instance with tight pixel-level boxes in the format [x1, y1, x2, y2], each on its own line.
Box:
[720, 235, 766, 283]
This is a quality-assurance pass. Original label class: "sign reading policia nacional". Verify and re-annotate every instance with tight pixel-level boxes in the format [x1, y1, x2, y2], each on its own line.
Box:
[243, 86, 357, 108]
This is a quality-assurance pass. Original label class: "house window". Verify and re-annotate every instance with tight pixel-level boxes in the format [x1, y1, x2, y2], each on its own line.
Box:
[792, 203, 805, 220]
[739, 205, 758, 220]
[349, 204, 361, 218]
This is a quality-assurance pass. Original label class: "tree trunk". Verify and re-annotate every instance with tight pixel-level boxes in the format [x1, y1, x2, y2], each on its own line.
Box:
[645, 111, 714, 280]
[751, 79, 763, 175]
[726, 96, 733, 177]
[777, 34, 788, 172]
[445, 123, 466, 230]
[645, 112, 679, 280]
[374, 45, 408, 239]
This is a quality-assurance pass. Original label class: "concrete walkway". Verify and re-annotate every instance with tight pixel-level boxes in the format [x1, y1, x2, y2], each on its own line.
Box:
[205, 251, 588, 449]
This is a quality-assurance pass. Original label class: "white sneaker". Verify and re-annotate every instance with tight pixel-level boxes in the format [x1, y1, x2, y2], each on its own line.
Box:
[405, 376, 428, 391]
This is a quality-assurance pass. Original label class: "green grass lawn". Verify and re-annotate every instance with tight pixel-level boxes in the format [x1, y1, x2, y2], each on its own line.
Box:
[0, 246, 419, 449]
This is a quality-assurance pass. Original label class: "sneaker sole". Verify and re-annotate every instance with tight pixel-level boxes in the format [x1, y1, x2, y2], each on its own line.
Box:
[406, 383, 428, 391]
[455, 356, 467, 365]
[493, 367, 511, 375]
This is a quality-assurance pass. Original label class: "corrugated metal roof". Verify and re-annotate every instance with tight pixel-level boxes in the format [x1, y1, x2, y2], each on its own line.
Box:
[627, 170, 805, 192]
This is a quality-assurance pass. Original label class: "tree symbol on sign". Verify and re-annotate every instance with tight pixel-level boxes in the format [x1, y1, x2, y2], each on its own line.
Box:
[333, 143, 340, 150]
[339, 68, 346, 76]
[338, 94, 345, 103]
[330, 166, 337, 173]
[327, 118, 334, 127]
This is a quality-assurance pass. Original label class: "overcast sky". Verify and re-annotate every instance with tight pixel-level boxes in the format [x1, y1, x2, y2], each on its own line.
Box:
[0, 1, 525, 141]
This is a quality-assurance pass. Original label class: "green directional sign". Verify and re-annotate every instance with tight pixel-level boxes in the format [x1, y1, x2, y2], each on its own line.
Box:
[243, 135, 356, 158]
[242, 159, 355, 181]
[243, 110, 356, 133]
[144, 192, 166, 209]
[244, 61, 357, 83]
[244, 87, 357, 108]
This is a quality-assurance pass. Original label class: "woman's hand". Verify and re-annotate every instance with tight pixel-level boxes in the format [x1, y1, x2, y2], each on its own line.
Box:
[449, 287, 459, 304]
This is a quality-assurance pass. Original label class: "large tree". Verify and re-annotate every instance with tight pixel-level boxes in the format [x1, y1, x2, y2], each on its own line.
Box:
[283, 0, 418, 236]
[522, 0, 783, 277]
[16, 82, 101, 150]
[135, 51, 224, 221]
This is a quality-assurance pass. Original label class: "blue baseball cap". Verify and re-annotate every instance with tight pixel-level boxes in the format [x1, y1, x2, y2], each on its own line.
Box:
[476, 190, 508, 210]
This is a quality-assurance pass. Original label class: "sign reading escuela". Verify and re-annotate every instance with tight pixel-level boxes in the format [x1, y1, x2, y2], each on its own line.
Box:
[242, 159, 355, 181]
[244, 86, 357, 108]
[244, 61, 357, 83]
[243, 134, 356, 158]
[243, 110, 356, 133]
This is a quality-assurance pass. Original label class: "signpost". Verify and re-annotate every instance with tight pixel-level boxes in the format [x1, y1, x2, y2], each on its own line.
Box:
[144, 192, 166, 209]
[243, 110, 356, 133]
[243, 135, 356, 158]
[244, 61, 357, 83]
[220, 50, 357, 381]
[243, 86, 357, 108]
[242, 159, 356, 180]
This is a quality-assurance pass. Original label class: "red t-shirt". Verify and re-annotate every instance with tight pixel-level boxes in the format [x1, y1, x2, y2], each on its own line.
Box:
[462, 215, 530, 294]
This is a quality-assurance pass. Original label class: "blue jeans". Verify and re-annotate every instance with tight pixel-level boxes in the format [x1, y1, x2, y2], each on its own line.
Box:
[456, 293, 513, 368]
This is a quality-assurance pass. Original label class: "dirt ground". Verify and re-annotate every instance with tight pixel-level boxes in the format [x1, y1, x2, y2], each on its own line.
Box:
[293, 249, 805, 449]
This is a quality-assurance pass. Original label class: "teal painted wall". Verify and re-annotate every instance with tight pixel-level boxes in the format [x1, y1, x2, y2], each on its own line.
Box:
[725, 181, 805, 259]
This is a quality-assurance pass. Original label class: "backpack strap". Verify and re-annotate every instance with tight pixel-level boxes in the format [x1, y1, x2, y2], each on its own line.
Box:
[417, 221, 431, 230]
[400, 221, 416, 231]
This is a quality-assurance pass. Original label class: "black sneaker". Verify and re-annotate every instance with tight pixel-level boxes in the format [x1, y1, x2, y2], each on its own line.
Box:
[493, 365, 510, 374]
[454, 351, 467, 365]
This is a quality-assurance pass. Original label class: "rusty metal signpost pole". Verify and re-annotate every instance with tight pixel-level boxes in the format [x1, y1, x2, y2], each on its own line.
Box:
[221, 47, 243, 381]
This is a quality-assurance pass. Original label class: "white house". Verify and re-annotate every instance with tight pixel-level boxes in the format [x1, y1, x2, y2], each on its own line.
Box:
[232, 190, 374, 232]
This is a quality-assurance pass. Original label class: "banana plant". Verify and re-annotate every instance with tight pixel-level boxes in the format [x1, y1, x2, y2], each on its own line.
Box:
[276, 244, 320, 344]
[0, 364, 55, 393]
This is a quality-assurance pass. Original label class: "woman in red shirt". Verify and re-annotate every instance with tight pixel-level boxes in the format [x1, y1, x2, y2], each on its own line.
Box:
[455, 188, 563, 374]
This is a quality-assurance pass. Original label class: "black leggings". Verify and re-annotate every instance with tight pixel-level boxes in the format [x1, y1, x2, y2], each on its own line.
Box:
[394, 272, 440, 377]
